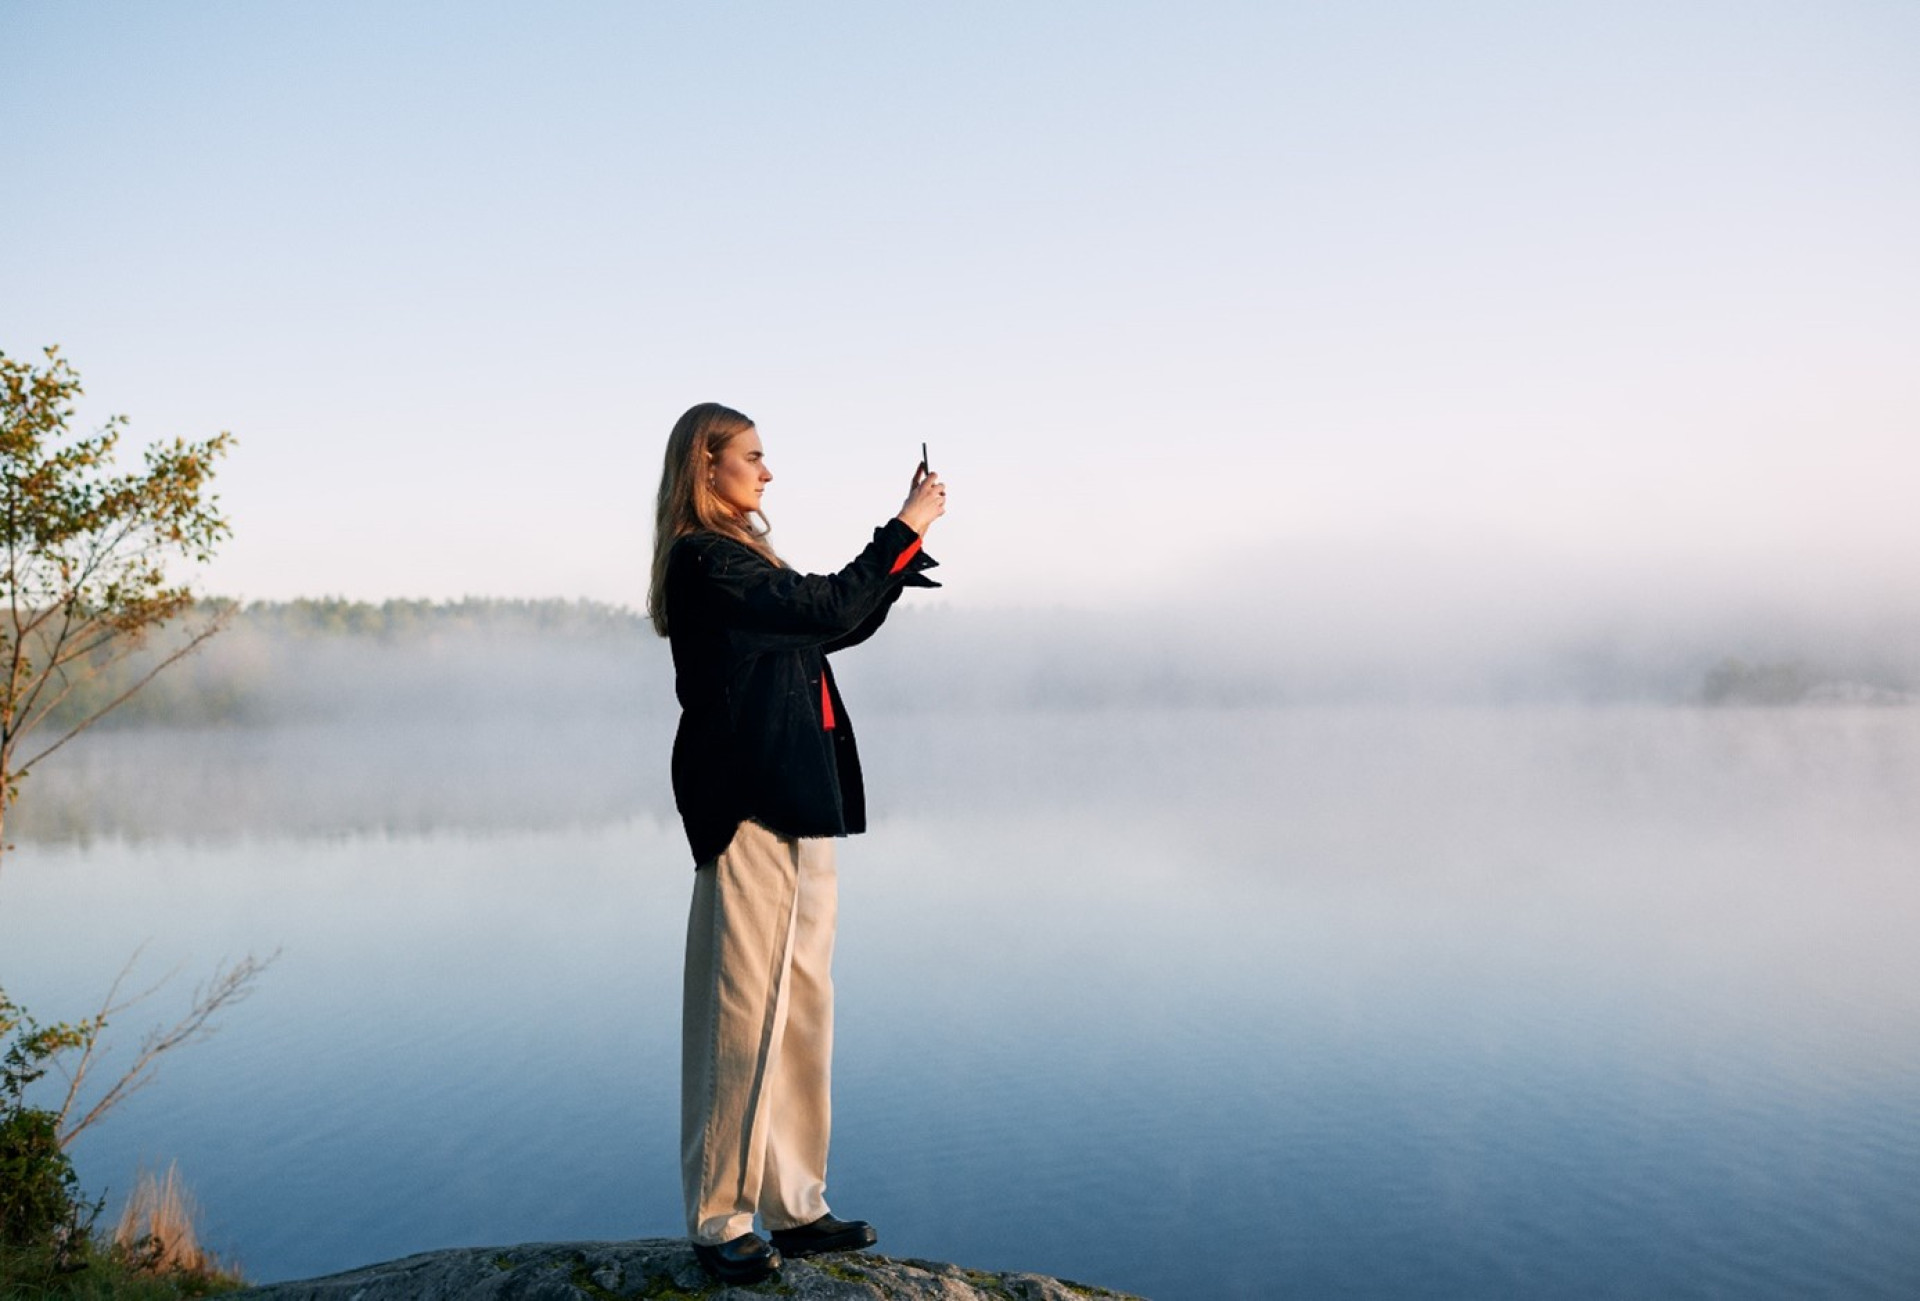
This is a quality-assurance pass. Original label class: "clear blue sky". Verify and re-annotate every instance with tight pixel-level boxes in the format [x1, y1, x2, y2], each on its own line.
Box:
[4, 1, 1915, 614]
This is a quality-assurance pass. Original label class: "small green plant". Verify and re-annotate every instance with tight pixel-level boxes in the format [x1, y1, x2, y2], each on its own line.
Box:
[1, 989, 101, 1290]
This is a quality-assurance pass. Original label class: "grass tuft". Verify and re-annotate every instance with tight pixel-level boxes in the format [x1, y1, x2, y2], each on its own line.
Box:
[112, 1163, 234, 1284]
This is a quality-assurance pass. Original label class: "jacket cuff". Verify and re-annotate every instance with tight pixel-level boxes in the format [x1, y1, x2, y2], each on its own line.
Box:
[878, 518, 940, 587]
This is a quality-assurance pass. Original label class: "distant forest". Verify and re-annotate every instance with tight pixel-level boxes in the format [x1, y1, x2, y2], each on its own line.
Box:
[39, 595, 1920, 731]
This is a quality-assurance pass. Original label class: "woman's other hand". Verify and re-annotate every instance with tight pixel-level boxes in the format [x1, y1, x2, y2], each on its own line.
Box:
[896, 463, 947, 536]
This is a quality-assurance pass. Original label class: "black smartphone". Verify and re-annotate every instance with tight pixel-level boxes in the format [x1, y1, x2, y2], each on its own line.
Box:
[920, 442, 930, 475]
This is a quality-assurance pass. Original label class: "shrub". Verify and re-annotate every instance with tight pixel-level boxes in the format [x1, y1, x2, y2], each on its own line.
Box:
[0, 1106, 87, 1248]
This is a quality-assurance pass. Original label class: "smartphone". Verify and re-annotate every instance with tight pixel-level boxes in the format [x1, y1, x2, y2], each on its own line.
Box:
[920, 442, 930, 476]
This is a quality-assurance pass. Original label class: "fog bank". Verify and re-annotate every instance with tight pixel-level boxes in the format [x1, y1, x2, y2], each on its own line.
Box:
[57, 570, 1920, 738]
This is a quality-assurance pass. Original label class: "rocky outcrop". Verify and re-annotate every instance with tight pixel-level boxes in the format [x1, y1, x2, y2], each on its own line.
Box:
[232, 1238, 1145, 1300]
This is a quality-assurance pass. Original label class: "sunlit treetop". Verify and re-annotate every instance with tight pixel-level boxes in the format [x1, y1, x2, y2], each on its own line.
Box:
[0, 345, 234, 824]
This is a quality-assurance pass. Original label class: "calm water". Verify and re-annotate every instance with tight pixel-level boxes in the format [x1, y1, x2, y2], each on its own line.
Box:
[2, 706, 1917, 1299]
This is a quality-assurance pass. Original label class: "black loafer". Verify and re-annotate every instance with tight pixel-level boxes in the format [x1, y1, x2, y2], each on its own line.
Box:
[692, 1232, 782, 1284]
[769, 1213, 878, 1258]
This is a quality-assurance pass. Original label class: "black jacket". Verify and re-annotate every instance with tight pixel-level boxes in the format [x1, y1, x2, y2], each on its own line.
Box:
[664, 517, 940, 866]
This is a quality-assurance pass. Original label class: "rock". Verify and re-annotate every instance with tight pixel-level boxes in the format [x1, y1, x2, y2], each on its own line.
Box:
[230, 1238, 1146, 1300]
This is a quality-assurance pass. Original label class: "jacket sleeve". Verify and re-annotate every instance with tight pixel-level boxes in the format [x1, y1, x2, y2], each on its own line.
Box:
[823, 531, 941, 654]
[678, 518, 939, 647]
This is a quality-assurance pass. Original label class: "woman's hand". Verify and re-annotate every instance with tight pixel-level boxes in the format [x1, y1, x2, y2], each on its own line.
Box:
[896, 463, 947, 537]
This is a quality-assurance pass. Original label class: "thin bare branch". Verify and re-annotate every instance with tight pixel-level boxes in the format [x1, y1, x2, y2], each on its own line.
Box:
[57, 949, 280, 1148]
[49, 944, 170, 1129]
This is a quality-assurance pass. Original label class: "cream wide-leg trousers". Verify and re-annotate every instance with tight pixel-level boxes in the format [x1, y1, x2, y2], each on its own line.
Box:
[681, 819, 838, 1245]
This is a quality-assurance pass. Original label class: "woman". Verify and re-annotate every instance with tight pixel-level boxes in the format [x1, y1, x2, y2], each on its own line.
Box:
[647, 402, 946, 1284]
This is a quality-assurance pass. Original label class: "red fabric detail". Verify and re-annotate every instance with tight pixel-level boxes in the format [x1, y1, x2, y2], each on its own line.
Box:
[888, 536, 924, 575]
[820, 674, 836, 731]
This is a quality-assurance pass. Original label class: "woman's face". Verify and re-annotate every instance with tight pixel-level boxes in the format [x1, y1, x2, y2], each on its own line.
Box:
[710, 427, 772, 517]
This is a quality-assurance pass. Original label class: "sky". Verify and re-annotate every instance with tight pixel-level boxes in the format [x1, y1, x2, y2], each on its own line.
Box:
[3, 1, 1916, 616]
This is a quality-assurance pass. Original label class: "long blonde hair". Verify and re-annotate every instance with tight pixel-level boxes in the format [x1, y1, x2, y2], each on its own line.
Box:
[648, 402, 780, 636]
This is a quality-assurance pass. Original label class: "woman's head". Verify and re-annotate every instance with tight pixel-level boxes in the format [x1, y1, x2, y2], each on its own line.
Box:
[649, 402, 776, 635]
[707, 424, 772, 517]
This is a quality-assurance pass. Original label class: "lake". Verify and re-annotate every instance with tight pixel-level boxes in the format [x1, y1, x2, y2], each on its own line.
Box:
[2, 705, 1917, 1299]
